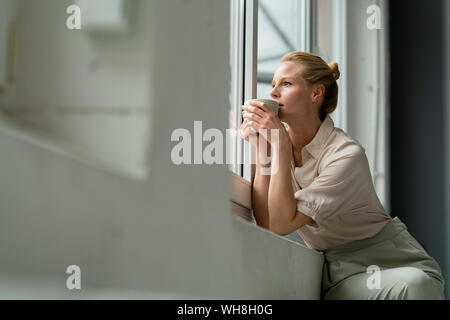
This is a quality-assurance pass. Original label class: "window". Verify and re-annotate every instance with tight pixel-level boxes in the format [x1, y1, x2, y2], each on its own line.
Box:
[229, 0, 311, 184]
[230, 0, 388, 222]
[229, 0, 245, 178]
[229, 0, 311, 223]
[257, 0, 304, 99]
[229, 0, 257, 223]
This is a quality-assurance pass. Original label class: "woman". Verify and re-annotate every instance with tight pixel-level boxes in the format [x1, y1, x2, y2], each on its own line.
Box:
[240, 51, 445, 300]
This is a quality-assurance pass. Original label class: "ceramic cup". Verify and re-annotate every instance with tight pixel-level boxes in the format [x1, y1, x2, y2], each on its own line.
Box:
[244, 99, 279, 133]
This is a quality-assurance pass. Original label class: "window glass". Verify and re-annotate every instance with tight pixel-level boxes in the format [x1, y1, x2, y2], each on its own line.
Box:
[257, 0, 302, 98]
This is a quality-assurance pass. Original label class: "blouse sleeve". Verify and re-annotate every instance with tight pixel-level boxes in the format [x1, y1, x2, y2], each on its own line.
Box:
[294, 142, 371, 226]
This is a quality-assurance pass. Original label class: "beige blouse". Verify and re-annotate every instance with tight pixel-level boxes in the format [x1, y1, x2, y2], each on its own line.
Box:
[289, 116, 392, 252]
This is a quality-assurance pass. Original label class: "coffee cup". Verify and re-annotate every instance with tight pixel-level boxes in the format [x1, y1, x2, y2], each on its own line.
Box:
[244, 99, 279, 133]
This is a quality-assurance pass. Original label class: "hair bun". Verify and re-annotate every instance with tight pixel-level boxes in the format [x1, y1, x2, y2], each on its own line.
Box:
[329, 61, 340, 80]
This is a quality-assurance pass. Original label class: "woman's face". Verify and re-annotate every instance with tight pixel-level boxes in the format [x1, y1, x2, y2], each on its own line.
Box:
[270, 61, 322, 122]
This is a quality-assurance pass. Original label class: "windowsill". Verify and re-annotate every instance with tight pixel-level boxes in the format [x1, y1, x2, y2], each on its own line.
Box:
[230, 170, 311, 250]
[230, 171, 252, 208]
[230, 171, 254, 222]
[0, 111, 148, 181]
[231, 215, 320, 254]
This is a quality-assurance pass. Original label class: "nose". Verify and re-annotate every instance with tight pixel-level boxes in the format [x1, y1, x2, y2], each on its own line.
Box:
[270, 86, 279, 99]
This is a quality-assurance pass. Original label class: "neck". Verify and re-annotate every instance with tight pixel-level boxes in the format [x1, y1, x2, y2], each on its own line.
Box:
[287, 115, 323, 154]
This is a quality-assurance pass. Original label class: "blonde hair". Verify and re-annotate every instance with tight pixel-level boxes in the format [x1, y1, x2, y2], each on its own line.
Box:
[281, 52, 340, 121]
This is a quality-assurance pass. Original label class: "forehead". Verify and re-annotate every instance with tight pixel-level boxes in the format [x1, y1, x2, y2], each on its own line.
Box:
[273, 61, 303, 80]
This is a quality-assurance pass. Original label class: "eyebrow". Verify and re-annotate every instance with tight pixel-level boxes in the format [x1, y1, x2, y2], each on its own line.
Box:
[272, 77, 294, 85]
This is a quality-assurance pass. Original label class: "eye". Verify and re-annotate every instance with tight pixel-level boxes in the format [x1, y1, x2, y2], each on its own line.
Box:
[283, 81, 292, 86]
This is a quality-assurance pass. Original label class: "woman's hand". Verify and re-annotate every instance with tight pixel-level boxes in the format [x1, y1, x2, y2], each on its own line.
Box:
[240, 116, 273, 168]
[241, 100, 290, 147]
[239, 117, 261, 148]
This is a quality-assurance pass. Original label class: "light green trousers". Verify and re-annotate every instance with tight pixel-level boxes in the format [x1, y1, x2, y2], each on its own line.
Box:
[321, 217, 445, 300]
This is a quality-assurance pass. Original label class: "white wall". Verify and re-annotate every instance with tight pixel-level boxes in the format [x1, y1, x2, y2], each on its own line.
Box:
[2, 0, 152, 178]
[346, 0, 389, 212]
[0, 0, 323, 299]
[0, 0, 15, 91]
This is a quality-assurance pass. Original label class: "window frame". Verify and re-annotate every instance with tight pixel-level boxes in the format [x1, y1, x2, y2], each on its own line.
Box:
[229, 0, 245, 177]
[242, 0, 259, 183]
[229, 0, 258, 222]
[311, 0, 348, 131]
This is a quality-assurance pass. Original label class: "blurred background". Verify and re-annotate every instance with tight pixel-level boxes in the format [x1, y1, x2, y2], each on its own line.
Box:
[390, 0, 449, 299]
[0, 0, 448, 299]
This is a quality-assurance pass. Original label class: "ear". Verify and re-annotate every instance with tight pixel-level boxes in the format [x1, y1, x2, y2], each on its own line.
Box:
[311, 84, 325, 103]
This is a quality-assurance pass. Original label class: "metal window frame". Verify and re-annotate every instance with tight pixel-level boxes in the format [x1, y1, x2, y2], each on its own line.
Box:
[229, 0, 258, 218]
[229, 0, 246, 176]
[229, 0, 259, 180]
[242, 0, 259, 183]
[300, 0, 313, 52]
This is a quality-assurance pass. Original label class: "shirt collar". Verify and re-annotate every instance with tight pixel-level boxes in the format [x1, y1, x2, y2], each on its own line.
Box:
[304, 115, 335, 160]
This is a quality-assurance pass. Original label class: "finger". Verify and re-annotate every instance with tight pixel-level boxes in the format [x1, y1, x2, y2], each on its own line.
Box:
[242, 105, 266, 120]
[241, 121, 251, 137]
[242, 110, 263, 123]
[239, 125, 249, 141]
[241, 120, 249, 133]
[247, 120, 259, 131]
[247, 100, 273, 114]
[243, 103, 267, 118]
[242, 119, 254, 132]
